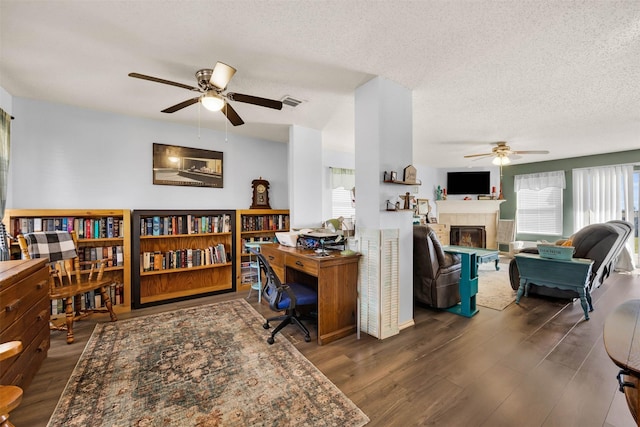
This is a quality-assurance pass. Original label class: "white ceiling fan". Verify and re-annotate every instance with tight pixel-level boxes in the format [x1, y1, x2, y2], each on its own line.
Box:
[464, 141, 549, 165]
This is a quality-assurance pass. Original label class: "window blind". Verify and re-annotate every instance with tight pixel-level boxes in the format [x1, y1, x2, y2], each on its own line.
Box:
[516, 187, 563, 235]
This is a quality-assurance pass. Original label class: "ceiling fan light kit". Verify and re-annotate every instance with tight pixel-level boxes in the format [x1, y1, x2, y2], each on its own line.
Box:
[201, 91, 225, 111]
[492, 156, 511, 166]
[129, 61, 283, 126]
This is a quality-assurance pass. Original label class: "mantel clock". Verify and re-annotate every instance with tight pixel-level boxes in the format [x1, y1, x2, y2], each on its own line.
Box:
[250, 178, 271, 209]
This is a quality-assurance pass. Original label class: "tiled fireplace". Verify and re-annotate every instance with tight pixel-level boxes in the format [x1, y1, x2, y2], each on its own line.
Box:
[435, 200, 505, 249]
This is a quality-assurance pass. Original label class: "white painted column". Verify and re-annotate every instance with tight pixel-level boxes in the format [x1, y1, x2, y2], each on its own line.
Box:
[355, 77, 414, 330]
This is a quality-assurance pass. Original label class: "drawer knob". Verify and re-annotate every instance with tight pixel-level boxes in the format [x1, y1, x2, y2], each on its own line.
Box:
[268, 255, 275, 261]
[5, 299, 20, 312]
[36, 280, 47, 290]
[295, 260, 304, 267]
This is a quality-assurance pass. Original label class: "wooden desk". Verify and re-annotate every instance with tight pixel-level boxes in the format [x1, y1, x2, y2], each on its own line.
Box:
[260, 244, 360, 345]
[604, 299, 640, 425]
[515, 253, 594, 320]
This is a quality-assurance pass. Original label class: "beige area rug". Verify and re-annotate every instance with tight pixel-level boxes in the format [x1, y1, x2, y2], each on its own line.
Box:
[476, 258, 517, 311]
[47, 299, 369, 427]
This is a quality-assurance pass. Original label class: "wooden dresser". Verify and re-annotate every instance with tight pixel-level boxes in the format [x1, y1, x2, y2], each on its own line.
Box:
[0, 259, 50, 389]
[429, 223, 450, 245]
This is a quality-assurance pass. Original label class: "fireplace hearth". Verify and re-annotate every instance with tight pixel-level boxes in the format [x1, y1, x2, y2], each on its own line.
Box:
[450, 226, 486, 248]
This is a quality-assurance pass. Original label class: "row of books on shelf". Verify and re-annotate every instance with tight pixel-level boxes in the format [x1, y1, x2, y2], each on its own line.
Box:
[79, 246, 125, 268]
[139, 214, 231, 236]
[141, 244, 229, 272]
[50, 283, 125, 316]
[240, 214, 289, 232]
[11, 217, 124, 239]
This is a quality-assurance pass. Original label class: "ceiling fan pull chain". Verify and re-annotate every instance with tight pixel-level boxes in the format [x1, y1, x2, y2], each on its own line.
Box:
[225, 103, 228, 143]
[198, 101, 201, 138]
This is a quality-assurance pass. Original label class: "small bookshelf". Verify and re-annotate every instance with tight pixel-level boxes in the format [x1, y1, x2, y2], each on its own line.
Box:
[235, 209, 290, 293]
[3, 209, 132, 313]
[131, 209, 236, 308]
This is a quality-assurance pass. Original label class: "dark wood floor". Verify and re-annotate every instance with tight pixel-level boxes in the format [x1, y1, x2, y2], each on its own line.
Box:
[11, 271, 640, 427]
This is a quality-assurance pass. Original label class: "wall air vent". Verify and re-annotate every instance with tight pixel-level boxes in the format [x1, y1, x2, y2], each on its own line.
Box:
[281, 96, 303, 107]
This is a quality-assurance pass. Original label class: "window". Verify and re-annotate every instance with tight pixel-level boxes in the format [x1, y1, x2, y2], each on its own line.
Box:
[516, 187, 563, 235]
[515, 170, 565, 235]
[330, 167, 355, 220]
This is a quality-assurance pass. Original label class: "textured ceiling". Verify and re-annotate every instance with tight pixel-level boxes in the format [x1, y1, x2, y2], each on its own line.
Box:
[1, 1, 639, 168]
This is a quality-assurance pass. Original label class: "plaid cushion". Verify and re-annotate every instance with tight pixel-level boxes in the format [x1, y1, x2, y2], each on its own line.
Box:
[23, 231, 77, 262]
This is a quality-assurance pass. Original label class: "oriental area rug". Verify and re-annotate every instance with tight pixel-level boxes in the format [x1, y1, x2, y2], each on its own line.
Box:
[476, 257, 517, 311]
[47, 299, 369, 427]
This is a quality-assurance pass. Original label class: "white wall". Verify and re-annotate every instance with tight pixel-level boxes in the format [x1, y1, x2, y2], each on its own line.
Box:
[0, 87, 12, 116]
[288, 125, 322, 228]
[7, 98, 288, 210]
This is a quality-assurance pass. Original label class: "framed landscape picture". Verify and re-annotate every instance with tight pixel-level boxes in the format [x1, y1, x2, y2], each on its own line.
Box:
[152, 143, 223, 188]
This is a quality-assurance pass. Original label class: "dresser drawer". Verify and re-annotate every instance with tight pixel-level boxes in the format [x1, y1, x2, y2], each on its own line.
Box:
[285, 254, 319, 277]
[0, 266, 49, 335]
[0, 320, 50, 388]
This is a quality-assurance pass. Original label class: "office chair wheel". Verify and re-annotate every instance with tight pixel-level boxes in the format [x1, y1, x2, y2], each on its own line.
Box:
[263, 322, 270, 329]
[267, 336, 275, 345]
[304, 335, 311, 342]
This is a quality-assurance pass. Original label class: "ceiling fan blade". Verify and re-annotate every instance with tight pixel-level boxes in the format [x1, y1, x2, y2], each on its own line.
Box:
[464, 153, 493, 158]
[209, 62, 237, 90]
[227, 92, 283, 110]
[511, 150, 550, 155]
[221, 102, 245, 126]
[161, 97, 201, 113]
[128, 73, 201, 92]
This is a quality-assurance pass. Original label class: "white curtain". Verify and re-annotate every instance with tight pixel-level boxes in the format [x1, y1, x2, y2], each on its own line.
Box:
[330, 167, 355, 190]
[572, 164, 635, 270]
[514, 170, 566, 191]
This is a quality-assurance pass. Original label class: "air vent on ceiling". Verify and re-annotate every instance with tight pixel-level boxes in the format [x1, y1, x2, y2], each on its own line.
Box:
[281, 96, 303, 108]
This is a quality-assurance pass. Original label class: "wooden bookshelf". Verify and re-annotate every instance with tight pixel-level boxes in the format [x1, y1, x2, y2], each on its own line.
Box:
[2, 208, 132, 313]
[131, 209, 236, 308]
[235, 209, 290, 293]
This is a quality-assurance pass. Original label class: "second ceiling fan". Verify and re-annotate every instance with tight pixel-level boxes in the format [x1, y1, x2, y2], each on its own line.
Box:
[464, 141, 549, 165]
[129, 61, 283, 126]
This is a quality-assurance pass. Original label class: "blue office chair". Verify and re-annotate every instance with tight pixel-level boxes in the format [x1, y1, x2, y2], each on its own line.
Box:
[251, 249, 318, 344]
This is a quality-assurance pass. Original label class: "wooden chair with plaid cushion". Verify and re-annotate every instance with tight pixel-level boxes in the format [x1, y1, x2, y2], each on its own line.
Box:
[17, 231, 117, 344]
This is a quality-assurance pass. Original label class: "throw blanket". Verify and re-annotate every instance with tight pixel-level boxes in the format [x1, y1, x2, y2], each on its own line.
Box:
[23, 231, 77, 262]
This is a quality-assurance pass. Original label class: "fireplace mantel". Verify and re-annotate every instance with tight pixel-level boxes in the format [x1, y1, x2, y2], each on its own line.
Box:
[435, 200, 505, 249]
[435, 200, 505, 214]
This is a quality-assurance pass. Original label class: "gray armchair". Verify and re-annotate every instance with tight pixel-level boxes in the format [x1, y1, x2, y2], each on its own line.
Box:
[509, 220, 633, 299]
[413, 225, 462, 308]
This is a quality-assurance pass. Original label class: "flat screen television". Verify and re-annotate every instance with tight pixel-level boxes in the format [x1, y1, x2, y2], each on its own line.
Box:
[447, 171, 490, 195]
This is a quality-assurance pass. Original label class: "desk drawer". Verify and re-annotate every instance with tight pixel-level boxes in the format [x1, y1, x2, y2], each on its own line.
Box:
[285, 255, 319, 277]
[261, 246, 284, 268]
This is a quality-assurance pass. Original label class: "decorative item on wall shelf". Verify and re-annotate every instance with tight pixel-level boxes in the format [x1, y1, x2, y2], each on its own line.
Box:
[386, 200, 399, 211]
[250, 177, 271, 209]
[152, 143, 223, 188]
[383, 166, 422, 185]
[403, 165, 417, 183]
[416, 199, 432, 215]
[399, 192, 415, 210]
[477, 195, 492, 200]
